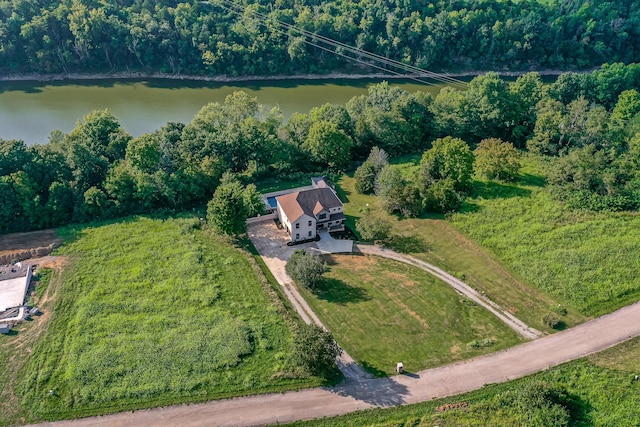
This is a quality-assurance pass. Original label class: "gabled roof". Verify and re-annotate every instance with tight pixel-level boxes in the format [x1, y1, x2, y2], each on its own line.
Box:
[311, 176, 330, 188]
[277, 188, 342, 223]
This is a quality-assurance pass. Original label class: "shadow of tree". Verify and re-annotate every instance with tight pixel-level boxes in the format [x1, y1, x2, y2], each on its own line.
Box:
[565, 389, 594, 426]
[518, 173, 546, 188]
[471, 180, 532, 200]
[386, 234, 429, 254]
[360, 361, 388, 378]
[328, 376, 409, 407]
[314, 278, 371, 305]
[333, 182, 351, 204]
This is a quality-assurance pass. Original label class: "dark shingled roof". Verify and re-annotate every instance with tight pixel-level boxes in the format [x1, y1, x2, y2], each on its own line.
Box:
[276, 188, 342, 223]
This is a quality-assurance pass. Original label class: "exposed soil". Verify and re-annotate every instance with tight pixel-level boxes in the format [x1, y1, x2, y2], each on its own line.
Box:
[0, 69, 574, 83]
[0, 229, 63, 265]
[0, 255, 67, 424]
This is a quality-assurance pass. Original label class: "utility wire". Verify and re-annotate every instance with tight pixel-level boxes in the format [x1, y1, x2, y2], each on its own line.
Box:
[217, 0, 468, 87]
[205, 0, 468, 88]
[213, 1, 445, 86]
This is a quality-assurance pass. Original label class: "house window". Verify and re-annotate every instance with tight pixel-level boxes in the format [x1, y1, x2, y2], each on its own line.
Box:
[308, 230, 312, 237]
[308, 220, 312, 226]
[295, 233, 299, 240]
[318, 213, 326, 220]
[295, 223, 300, 229]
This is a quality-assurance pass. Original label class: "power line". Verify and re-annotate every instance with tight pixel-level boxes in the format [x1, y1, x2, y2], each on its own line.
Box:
[216, 0, 468, 87]
[204, 0, 468, 88]
[212, 1, 446, 86]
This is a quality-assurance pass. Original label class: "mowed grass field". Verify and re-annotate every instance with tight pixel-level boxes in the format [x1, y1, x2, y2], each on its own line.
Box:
[287, 337, 640, 427]
[298, 254, 522, 376]
[336, 173, 585, 332]
[2, 217, 315, 424]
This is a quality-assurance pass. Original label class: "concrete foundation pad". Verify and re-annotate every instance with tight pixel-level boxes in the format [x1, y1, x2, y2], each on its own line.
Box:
[0, 271, 30, 312]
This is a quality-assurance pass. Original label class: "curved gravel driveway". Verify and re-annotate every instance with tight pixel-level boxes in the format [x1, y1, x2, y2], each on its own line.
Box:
[27, 222, 640, 426]
[356, 244, 543, 340]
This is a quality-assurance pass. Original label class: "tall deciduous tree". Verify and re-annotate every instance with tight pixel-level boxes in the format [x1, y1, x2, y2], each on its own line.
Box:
[304, 121, 353, 170]
[474, 138, 521, 181]
[354, 146, 389, 194]
[356, 215, 392, 242]
[375, 165, 406, 215]
[206, 180, 249, 237]
[419, 136, 474, 192]
[286, 250, 327, 289]
[291, 324, 341, 378]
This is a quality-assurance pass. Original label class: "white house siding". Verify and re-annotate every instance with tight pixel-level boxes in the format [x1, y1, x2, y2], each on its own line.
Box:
[277, 203, 291, 234]
[292, 214, 316, 241]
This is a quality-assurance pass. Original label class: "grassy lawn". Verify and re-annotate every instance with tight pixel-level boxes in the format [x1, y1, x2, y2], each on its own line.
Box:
[336, 173, 585, 333]
[298, 254, 523, 376]
[254, 174, 315, 194]
[286, 336, 640, 426]
[1, 217, 316, 424]
[451, 161, 640, 317]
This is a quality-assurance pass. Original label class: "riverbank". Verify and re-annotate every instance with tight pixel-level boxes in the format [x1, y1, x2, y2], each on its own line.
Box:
[0, 69, 573, 83]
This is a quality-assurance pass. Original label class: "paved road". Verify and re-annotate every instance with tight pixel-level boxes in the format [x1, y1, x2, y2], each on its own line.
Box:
[33, 300, 640, 427]
[357, 244, 543, 340]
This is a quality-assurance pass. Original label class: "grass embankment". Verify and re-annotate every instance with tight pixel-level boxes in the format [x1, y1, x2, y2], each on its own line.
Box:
[286, 337, 640, 426]
[298, 254, 522, 376]
[336, 170, 585, 333]
[451, 163, 640, 317]
[1, 217, 316, 424]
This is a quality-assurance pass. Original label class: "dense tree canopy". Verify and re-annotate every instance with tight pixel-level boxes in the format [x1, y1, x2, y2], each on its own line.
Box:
[3, 64, 640, 234]
[2, 0, 640, 76]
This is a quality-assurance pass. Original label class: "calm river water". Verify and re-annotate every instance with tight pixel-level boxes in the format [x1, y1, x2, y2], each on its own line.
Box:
[0, 78, 448, 145]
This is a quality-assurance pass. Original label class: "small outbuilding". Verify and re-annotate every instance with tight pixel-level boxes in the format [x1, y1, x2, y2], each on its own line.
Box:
[0, 323, 11, 334]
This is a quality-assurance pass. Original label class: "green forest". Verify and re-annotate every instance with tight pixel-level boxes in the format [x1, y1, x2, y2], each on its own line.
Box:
[1, 0, 640, 76]
[2, 63, 640, 234]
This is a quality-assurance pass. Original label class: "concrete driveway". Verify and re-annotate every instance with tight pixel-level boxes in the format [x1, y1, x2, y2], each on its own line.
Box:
[247, 221, 368, 380]
[315, 230, 353, 254]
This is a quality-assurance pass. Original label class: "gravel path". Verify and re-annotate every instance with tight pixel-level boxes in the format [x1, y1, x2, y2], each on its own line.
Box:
[25, 223, 639, 427]
[247, 222, 371, 381]
[356, 244, 543, 340]
[32, 300, 640, 427]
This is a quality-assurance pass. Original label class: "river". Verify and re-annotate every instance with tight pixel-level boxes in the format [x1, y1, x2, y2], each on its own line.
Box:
[0, 78, 449, 145]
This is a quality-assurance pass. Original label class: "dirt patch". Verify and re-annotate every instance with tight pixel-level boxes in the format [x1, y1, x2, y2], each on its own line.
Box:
[386, 271, 418, 287]
[329, 254, 370, 271]
[0, 229, 62, 252]
[0, 229, 63, 264]
[450, 345, 461, 354]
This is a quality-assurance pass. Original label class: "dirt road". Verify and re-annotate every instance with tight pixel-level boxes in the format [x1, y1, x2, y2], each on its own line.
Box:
[32, 299, 640, 427]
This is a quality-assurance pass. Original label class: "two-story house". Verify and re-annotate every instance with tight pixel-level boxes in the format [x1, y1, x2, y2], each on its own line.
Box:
[276, 178, 345, 242]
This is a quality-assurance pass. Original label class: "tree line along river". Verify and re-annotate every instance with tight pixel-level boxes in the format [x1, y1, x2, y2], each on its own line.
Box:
[0, 78, 448, 145]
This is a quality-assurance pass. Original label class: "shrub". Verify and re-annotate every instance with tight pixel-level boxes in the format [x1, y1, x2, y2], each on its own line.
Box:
[467, 338, 495, 349]
[543, 313, 563, 329]
[356, 215, 392, 242]
[286, 250, 327, 289]
[290, 323, 342, 378]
